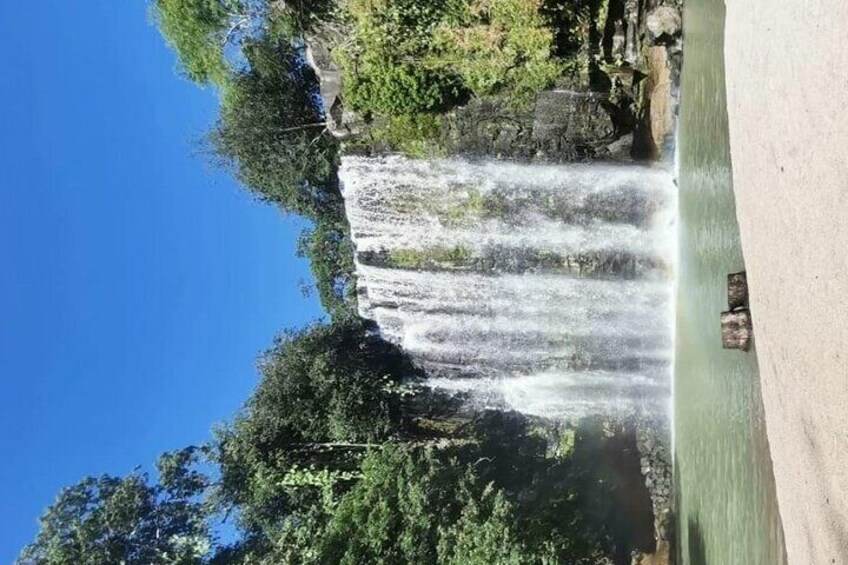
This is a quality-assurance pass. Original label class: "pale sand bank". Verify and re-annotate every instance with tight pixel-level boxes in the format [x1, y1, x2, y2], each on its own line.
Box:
[724, 1, 848, 562]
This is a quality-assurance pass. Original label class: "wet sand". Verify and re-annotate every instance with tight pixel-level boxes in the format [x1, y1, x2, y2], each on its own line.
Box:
[724, 1, 848, 563]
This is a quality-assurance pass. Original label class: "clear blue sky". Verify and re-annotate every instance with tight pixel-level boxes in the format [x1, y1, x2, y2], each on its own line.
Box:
[0, 2, 324, 562]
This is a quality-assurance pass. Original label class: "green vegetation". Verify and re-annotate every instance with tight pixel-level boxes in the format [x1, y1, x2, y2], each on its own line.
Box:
[390, 245, 474, 269]
[338, 0, 469, 117]
[19, 3, 657, 563]
[330, 0, 612, 153]
[206, 37, 353, 313]
[152, 0, 269, 85]
[339, 0, 564, 120]
[20, 448, 211, 564]
[371, 114, 449, 159]
[210, 39, 340, 220]
[153, 1, 355, 316]
[296, 217, 356, 317]
[432, 0, 565, 104]
[311, 439, 609, 565]
[271, 0, 339, 37]
[21, 319, 649, 564]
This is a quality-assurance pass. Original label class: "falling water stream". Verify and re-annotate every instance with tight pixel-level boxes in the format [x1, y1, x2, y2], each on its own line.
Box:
[342, 156, 676, 420]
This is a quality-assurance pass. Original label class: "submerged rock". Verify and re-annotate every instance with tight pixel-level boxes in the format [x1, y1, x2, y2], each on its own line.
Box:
[636, 421, 673, 545]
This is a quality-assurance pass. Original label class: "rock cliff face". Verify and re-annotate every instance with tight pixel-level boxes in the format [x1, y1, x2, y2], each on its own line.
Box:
[435, 88, 621, 162]
[636, 419, 674, 556]
[301, 0, 682, 162]
[304, 20, 366, 139]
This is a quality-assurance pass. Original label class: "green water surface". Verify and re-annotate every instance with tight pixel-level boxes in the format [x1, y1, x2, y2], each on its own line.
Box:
[674, 0, 787, 562]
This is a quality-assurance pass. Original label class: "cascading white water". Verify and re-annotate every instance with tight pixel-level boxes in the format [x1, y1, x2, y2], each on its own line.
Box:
[341, 155, 676, 420]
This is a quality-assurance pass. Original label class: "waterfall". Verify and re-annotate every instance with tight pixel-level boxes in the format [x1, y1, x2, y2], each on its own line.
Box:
[341, 155, 676, 420]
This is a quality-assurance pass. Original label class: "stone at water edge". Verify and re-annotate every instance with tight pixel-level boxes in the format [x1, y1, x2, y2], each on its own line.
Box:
[721, 309, 753, 351]
[638, 46, 675, 159]
[727, 271, 749, 309]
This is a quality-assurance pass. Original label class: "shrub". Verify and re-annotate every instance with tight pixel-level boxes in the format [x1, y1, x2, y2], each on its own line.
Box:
[152, 0, 232, 84]
[371, 114, 448, 158]
[433, 0, 564, 105]
[339, 0, 563, 118]
[341, 56, 467, 116]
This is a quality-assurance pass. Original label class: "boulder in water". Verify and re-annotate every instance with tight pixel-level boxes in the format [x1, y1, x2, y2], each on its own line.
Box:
[727, 271, 749, 309]
[721, 309, 753, 351]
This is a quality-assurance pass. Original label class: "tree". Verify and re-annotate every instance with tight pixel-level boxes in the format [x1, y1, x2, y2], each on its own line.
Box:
[316, 445, 475, 565]
[210, 38, 341, 221]
[209, 319, 419, 534]
[249, 318, 416, 443]
[152, 0, 269, 85]
[19, 448, 211, 565]
[296, 217, 356, 319]
[209, 405, 618, 565]
[303, 439, 608, 565]
[271, 0, 339, 37]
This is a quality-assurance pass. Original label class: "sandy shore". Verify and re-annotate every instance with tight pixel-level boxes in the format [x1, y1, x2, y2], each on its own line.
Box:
[723, 1, 848, 563]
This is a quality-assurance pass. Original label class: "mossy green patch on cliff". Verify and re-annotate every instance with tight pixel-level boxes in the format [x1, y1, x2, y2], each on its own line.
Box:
[389, 245, 474, 269]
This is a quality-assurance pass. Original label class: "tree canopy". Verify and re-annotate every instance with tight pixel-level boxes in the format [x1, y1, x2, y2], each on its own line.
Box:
[19, 448, 211, 565]
[210, 39, 340, 220]
[209, 318, 419, 534]
[152, 0, 271, 85]
[207, 35, 354, 315]
[223, 414, 615, 565]
[20, 318, 645, 565]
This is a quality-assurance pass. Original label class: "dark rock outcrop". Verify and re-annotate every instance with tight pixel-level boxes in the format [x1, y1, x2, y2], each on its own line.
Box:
[532, 89, 617, 147]
[439, 90, 622, 162]
[636, 421, 673, 544]
[727, 271, 749, 309]
[304, 20, 366, 139]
